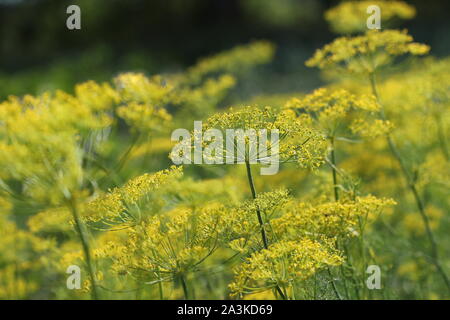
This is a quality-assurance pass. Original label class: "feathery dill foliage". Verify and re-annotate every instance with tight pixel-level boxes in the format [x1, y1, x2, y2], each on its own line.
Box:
[0, 1, 449, 300]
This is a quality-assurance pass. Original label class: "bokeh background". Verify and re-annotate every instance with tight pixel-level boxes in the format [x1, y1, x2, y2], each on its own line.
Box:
[1, 0, 450, 300]
[1, 0, 450, 100]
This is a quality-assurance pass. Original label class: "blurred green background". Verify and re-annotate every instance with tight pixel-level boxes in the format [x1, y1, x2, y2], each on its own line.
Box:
[1, 0, 449, 100]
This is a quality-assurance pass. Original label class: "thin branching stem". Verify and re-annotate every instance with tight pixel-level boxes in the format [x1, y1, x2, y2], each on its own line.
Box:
[330, 137, 340, 202]
[327, 136, 347, 300]
[244, 160, 287, 300]
[68, 195, 99, 299]
[180, 274, 190, 300]
[245, 160, 269, 249]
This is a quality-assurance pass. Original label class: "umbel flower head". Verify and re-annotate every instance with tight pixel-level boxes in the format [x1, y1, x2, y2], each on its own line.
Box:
[229, 239, 343, 297]
[325, 1, 416, 34]
[285, 88, 393, 139]
[113, 73, 174, 134]
[109, 202, 227, 281]
[186, 40, 276, 82]
[83, 166, 183, 226]
[114, 73, 173, 105]
[271, 195, 397, 240]
[199, 105, 328, 170]
[306, 29, 430, 74]
[0, 91, 112, 204]
[74, 80, 119, 112]
[116, 102, 172, 134]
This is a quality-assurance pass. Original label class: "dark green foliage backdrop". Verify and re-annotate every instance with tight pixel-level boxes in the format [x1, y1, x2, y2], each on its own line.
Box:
[1, 0, 449, 99]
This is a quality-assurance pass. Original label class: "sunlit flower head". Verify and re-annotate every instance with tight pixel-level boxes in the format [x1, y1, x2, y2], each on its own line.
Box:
[306, 30, 430, 74]
[200, 105, 328, 169]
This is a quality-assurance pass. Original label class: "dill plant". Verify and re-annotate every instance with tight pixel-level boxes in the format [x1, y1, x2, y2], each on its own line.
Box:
[307, 23, 449, 292]
[0, 14, 448, 300]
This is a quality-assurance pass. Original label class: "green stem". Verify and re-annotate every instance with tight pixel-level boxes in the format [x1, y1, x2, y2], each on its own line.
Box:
[114, 133, 141, 173]
[369, 72, 450, 291]
[357, 216, 368, 299]
[328, 137, 346, 300]
[330, 137, 340, 202]
[68, 196, 99, 300]
[244, 160, 287, 300]
[180, 274, 190, 300]
[158, 279, 164, 300]
[245, 160, 269, 249]
[274, 286, 288, 300]
[327, 268, 343, 300]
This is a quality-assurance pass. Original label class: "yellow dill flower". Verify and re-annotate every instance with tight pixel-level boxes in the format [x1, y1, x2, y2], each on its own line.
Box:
[229, 239, 342, 297]
[27, 207, 73, 233]
[201, 105, 328, 169]
[286, 88, 379, 113]
[83, 166, 182, 225]
[117, 102, 172, 134]
[75, 80, 119, 112]
[285, 88, 380, 138]
[121, 166, 182, 203]
[59, 250, 84, 271]
[350, 118, 394, 138]
[272, 195, 396, 239]
[111, 203, 227, 281]
[187, 41, 275, 81]
[306, 29, 430, 74]
[325, 1, 416, 34]
[114, 73, 173, 105]
[0, 91, 112, 204]
[92, 230, 128, 261]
